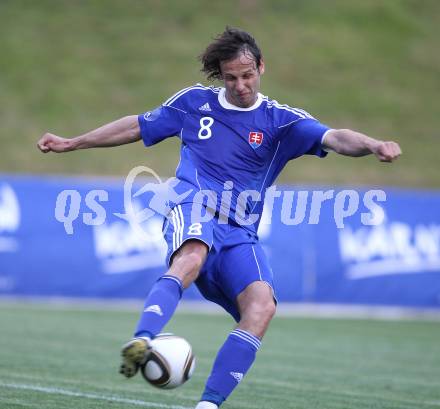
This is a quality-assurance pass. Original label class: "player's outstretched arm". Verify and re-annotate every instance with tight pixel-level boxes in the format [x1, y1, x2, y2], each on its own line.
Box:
[37, 115, 141, 153]
[322, 129, 402, 162]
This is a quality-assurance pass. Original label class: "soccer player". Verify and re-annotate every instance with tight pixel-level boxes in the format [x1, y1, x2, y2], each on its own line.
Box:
[37, 27, 401, 408]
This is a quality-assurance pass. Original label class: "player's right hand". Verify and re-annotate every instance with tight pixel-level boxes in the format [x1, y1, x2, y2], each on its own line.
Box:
[37, 133, 74, 153]
[372, 141, 402, 163]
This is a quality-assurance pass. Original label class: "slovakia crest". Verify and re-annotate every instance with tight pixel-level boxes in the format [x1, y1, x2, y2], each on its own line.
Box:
[248, 131, 264, 149]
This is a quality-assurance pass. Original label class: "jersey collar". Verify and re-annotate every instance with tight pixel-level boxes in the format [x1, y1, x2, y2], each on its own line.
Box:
[218, 88, 263, 111]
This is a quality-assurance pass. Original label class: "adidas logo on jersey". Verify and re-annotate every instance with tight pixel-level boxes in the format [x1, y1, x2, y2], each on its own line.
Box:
[198, 103, 212, 112]
[230, 371, 243, 383]
[144, 304, 163, 316]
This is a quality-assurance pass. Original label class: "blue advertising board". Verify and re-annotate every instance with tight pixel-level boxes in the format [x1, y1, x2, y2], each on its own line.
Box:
[1, 173, 439, 308]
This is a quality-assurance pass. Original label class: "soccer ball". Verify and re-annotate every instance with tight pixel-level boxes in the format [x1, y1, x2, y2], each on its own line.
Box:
[140, 333, 196, 389]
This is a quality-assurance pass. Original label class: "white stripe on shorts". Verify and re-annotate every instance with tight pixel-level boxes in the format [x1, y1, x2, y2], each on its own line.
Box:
[251, 246, 263, 280]
[171, 205, 185, 252]
[171, 208, 176, 251]
[177, 205, 184, 249]
[172, 207, 180, 251]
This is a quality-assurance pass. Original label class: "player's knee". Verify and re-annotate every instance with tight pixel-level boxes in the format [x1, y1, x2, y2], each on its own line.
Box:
[171, 251, 205, 287]
[246, 298, 276, 325]
[239, 299, 275, 338]
[183, 251, 205, 274]
[266, 299, 277, 320]
[260, 299, 276, 322]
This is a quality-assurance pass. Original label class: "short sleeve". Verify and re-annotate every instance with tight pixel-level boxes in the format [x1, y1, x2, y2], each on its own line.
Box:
[138, 105, 184, 147]
[280, 118, 331, 160]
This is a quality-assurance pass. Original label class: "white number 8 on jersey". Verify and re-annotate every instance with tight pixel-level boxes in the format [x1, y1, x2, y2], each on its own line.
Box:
[198, 117, 214, 140]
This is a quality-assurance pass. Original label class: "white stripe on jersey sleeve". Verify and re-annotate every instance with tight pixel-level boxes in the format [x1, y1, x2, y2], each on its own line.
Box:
[277, 118, 303, 129]
[263, 96, 315, 120]
[164, 85, 206, 106]
[164, 84, 220, 107]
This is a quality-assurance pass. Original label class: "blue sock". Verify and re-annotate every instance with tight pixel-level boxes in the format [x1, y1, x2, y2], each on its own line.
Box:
[201, 329, 261, 406]
[134, 275, 183, 338]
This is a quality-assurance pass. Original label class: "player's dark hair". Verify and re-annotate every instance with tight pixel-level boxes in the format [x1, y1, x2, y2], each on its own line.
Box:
[200, 27, 262, 81]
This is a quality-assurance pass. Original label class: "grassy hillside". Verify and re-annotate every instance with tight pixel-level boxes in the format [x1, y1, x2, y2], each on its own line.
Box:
[1, 0, 439, 187]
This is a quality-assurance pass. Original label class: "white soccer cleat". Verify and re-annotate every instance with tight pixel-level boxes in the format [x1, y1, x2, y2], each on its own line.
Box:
[195, 402, 218, 409]
[119, 337, 152, 378]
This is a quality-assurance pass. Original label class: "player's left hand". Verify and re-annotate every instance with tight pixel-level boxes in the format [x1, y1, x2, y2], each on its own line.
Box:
[372, 141, 402, 162]
[37, 133, 74, 153]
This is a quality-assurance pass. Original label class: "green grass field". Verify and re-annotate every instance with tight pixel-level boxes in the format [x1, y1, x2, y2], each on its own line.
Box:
[0, 301, 439, 409]
[1, 0, 439, 187]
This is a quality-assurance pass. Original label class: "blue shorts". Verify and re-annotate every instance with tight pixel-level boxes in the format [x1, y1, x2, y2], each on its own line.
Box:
[163, 203, 276, 322]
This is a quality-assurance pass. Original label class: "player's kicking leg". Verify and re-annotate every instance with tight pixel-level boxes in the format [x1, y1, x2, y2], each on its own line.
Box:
[118, 244, 205, 377]
[119, 236, 209, 378]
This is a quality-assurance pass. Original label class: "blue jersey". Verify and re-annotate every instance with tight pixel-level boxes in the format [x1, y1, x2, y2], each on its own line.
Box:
[138, 84, 330, 233]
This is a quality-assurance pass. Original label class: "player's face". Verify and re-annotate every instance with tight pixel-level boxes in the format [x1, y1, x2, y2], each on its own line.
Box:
[220, 52, 265, 108]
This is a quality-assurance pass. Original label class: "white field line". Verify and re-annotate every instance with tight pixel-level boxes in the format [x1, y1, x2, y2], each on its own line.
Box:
[2, 375, 439, 409]
[0, 382, 193, 409]
[0, 372, 199, 401]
